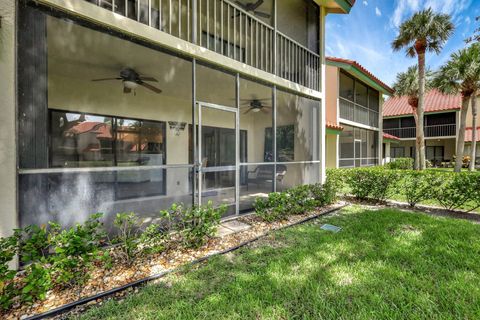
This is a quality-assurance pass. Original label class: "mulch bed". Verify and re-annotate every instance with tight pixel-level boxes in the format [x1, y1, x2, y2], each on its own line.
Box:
[3, 203, 344, 320]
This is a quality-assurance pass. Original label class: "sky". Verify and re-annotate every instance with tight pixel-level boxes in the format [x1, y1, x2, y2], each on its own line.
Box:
[325, 0, 480, 87]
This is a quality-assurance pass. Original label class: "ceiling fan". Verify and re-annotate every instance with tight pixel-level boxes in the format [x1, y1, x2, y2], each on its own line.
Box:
[241, 98, 272, 114]
[234, 0, 271, 19]
[91, 68, 162, 95]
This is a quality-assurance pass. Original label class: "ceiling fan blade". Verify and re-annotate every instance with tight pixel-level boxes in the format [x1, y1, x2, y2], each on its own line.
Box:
[124, 87, 132, 94]
[251, 0, 264, 10]
[139, 76, 158, 82]
[139, 81, 162, 94]
[253, 11, 270, 19]
[91, 77, 122, 82]
[244, 108, 253, 114]
[260, 108, 270, 114]
[235, 0, 247, 9]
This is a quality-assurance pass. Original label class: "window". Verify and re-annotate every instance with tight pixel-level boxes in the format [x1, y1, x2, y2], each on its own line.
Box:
[355, 82, 368, 107]
[391, 147, 405, 158]
[50, 111, 166, 168]
[368, 89, 379, 112]
[339, 72, 354, 101]
[426, 146, 444, 163]
[383, 118, 400, 129]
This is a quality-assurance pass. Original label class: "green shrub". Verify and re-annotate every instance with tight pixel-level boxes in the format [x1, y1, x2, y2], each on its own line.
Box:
[385, 158, 414, 170]
[401, 170, 440, 207]
[113, 212, 141, 264]
[288, 185, 317, 214]
[345, 167, 398, 201]
[0, 232, 20, 310]
[172, 201, 224, 248]
[139, 223, 170, 254]
[433, 172, 480, 211]
[254, 192, 290, 222]
[49, 213, 106, 288]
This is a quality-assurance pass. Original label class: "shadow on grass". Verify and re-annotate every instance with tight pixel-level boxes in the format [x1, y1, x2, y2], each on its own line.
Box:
[76, 206, 480, 320]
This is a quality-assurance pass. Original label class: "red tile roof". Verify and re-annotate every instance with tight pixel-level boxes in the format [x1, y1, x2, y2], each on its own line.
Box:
[326, 121, 344, 131]
[383, 132, 400, 141]
[383, 89, 461, 117]
[326, 56, 394, 94]
[465, 127, 480, 142]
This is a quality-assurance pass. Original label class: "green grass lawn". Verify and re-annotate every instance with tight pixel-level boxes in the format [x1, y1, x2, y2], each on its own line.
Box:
[76, 206, 480, 320]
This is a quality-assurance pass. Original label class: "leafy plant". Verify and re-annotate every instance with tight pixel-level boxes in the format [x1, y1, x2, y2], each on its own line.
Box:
[288, 185, 316, 214]
[174, 202, 224, 248]
[385, 158, 414, 170]
[433, 172, 480, 211]
[254, 192, 290, 222]
[0, 232, 20, 310]
[139, 223, 169, 254]
[345, 167, 398, 201]
[401, 170, 439, 207]
[49, 213, 106, 288]
[113, 212, 141, 264]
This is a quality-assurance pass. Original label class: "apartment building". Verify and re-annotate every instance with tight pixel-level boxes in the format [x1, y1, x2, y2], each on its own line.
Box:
[383, 90, 480, 166]
[0, 0, 355, 236]
[324, 57, 393, 168]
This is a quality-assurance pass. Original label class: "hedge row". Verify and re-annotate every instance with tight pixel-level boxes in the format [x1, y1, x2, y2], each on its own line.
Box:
[253, 170, 341, 222]
[336, 167, 480, 211]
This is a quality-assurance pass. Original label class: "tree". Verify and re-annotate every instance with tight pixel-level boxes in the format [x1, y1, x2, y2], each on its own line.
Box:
[433, 43, 480, 172]
[470, 93, 478, 171]
[392, 8, 454, 170]
[465, 16, 479, 43]
[392, 66, 432, 169]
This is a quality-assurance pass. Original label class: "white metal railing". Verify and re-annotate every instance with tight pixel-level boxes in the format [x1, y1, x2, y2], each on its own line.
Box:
[384, 124, 456, 139]
[339, 97, 379, 128]
[338, 157, 378, 168]
[83, 0, 320, 90]
[276, 32, 320, 90]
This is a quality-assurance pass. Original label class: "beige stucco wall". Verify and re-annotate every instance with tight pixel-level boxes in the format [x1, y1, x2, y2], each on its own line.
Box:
[325, 65, 338, 124]
[0, 0, 18, 240]
[325, 134, 337, 168]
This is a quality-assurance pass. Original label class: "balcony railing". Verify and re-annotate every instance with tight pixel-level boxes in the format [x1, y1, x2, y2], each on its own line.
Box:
[84, 0, 320, 91]
[384, 124, 457, 139]
[339, 97, 379, 128]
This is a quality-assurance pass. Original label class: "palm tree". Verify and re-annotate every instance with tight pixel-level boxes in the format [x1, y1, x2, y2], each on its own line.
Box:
[470, 93, 478, 171]
[392, 8, 454, 170]
[392, 66, 432, 169]
[433, 43, 480, 172]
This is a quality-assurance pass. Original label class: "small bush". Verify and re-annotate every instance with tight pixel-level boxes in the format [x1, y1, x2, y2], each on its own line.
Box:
[173, 201, 224, 248]
[49, 213, 106, 288]
[345, 167, 398, 201]
[385, 158, 414, 170]
[254, 192, 290, 222]
[401, 170, 439, 207]
[288, 185, 317, 214]
[139, 223, 170, 254]
[433, 172, 480, 211]
[113, 212, 141, 264]
[0, 232, 20, 310]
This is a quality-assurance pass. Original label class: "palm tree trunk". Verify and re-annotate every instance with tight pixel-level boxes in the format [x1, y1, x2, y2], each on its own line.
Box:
[417, 52, 426, 170]
[470, 94, 478, 171]
[412, 107, 420, 170]
[455, 95, 470, 172]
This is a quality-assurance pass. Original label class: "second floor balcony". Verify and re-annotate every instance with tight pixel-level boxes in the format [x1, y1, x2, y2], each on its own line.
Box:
[384, 124, 457, 139]
[339, 97, 379, 128]
[83, 0, 321, 91]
